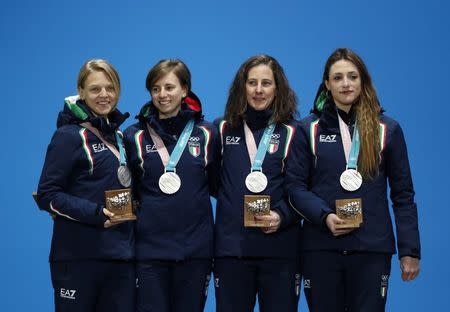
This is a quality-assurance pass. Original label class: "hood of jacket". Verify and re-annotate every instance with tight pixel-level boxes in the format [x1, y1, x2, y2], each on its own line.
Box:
[312, 88, 384, 117]
[57, 95, 129, 131]
[135, 90, 203, 139]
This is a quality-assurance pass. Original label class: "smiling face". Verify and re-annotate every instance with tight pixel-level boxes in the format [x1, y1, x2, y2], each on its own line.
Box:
[79, 70, 117, 117]
[325, 59, 362, 112]
[246, 64, 276, 111]
[150, 71, 187, 119]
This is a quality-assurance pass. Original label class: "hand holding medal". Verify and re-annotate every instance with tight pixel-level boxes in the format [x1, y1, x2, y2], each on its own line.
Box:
[242, 122, 275, 227]
[80, 122, 136, 222]
[335, 112, 363, 229]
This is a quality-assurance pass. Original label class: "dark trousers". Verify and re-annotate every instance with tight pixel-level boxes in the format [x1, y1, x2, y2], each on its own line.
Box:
[214, 257, 300, 312]
[50, 260, 135, 312]
[301, 251, 392, 312]
[136, 259, 212, 312]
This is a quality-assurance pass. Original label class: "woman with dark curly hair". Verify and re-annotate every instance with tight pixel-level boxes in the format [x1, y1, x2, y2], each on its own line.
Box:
[214, 55, 301, 312]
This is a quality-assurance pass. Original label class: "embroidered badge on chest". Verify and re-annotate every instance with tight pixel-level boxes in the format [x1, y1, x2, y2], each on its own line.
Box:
[267, 137, 279, 154]
[188, 137, 201, 157]
[266, 133, 280, 154]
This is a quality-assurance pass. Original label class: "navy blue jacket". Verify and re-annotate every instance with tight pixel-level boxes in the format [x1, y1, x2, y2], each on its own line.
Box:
[214, 108, 301, 259]
[286, 100, 421, 259]
[37, 98, 134, 261]
[123, 92, 217, 261]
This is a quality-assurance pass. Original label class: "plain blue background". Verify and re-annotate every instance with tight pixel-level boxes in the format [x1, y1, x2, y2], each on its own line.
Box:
[2, 0, 449, 310]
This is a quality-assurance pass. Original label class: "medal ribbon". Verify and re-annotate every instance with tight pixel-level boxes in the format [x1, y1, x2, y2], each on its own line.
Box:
[337, 113, 360, 169]
[81, 122, 127, 165]
[146, 119, 195, 172]
[243, 121, 276, 172]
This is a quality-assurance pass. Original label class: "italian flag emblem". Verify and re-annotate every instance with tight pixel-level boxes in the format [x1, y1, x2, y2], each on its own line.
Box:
[267, 139, 279, 154]
[189, 143, 201, 157]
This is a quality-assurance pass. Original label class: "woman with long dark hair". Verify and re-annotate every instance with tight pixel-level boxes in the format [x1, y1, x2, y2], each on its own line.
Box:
[214, 55, 301, 312]
[287, 48, 421, 311]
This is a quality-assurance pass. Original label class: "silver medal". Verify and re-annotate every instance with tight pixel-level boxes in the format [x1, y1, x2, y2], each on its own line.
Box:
[340, 169, 362, 192]
[117, 165, 132, 188]
[159, 172, 181, 194]
[245, 171, 268, 193]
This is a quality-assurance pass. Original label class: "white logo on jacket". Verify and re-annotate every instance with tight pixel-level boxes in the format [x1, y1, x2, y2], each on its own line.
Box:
[189, 136, 200, 142]
[188, 137, 201, 157]
[225, 136, 241, 145]
[60, 288, 76, 300]
[146, 144, 157, 153]
[92, 143, 107, 153]
[319, 134, 337, 143]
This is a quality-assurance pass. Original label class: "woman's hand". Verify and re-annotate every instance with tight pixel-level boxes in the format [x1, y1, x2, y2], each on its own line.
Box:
[103, 208, 127, 228]
[400, 256, 420, 281]
[257, 210, 281, 234]
[325, 213, 354, 236]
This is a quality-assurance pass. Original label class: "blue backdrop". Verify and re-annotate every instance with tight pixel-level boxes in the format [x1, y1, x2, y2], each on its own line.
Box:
[2, 0, 448, 310]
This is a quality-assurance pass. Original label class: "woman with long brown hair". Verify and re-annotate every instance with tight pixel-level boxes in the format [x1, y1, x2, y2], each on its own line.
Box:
[214, 55, 301, 312]
[287, 48, 421, 311]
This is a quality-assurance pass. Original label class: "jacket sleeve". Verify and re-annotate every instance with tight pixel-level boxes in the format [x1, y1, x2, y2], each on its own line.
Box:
[205, 122, 221, 198]
[37, 128, 104, 226]
[285, 122, 334, 226]
[207, 119, 224, 198]
[123, 126, 143, 203]
[272, 197, 301, 230]
[385, 122, 421, 259]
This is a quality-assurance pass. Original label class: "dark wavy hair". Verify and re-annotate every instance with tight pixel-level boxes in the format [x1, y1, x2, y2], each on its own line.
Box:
[224, 55, 297, 127]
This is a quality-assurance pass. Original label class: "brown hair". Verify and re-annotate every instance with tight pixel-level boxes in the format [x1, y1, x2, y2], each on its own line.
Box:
[323, 48, 381, 179]
[145, 59, 191, 93]
[77, 59, 121, 98]
[224, 55, 297, 127]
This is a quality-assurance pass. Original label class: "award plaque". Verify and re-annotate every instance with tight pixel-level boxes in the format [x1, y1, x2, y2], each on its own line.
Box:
[244, 195, 271, 227]
[335, 198, 363, 229]
[105, 188, 136, 221]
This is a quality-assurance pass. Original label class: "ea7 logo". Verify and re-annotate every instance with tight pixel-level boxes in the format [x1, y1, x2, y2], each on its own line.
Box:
[319, 134, 337, 143]
[92, 143, 108, 153]
[225, 136, 241, 145]
[146, 144, 157, 153]
[60, 288, 76, 300]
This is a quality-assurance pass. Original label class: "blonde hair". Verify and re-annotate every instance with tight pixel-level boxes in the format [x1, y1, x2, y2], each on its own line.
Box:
[77, 59, 121, 98]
